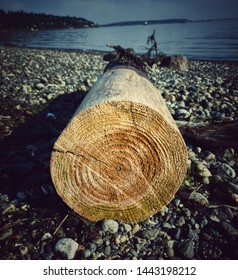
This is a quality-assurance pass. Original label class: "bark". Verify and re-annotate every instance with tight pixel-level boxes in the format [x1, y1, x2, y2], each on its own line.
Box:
[50, 67, 188, 222]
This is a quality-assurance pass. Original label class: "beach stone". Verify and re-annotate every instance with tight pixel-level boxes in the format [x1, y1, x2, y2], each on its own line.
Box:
[54, 238, 79, 259]
[19, 245, 28, 256]
[217, 163, 236, 179]
[35, 82, 45, 89]
[101, 219, 119, 234]
[131, 224, 140, 235]
[221, 221, 238, 237]
[231, 194, 238, 205]
[141, 229, 159, 240]
[104, 245, 111, 256]
[81, 249, 91, 258]
[123, 224, 132, 233]
[228, 183, 238, 194]
[175, 109, 190, 119]
[161, 55, 189, 71]
[189, 192, 209, 206]
[168, 228, 181, 240]
[175, 216, 186, 227]
[0, 227, 13, 241]
[196, 163, 212, 177]
[167, 247, 175, 258]
[177, 239, 195, 259]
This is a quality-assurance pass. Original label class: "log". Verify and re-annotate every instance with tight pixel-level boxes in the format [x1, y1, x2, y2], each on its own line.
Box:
[50, 67, 188, 222]
[176, 121, 238, 149]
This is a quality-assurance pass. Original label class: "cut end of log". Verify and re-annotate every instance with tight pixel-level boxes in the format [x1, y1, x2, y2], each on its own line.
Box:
[50, 100, 187, 222]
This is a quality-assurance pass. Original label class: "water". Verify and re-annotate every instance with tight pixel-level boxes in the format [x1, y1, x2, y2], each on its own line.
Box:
[0, 19, 238, 61]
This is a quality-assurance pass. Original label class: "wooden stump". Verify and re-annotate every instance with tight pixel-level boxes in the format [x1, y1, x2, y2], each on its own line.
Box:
[50, 67, 188, 222]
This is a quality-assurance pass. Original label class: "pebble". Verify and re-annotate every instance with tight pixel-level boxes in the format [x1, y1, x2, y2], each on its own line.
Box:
[131, 224, 140, 235]
[54, 238, 79, 260]
[0, 227, 13, 241]
[19, 245, 28, 256]
[189, 192, 209, 206]
[141, 229, 159, 240]
[101, 220, 119, 234]
[104, 245, 111, 256]
[217, 163, 236, 179]
[221, 221, 238, 237]
[177, 239, 195, 259]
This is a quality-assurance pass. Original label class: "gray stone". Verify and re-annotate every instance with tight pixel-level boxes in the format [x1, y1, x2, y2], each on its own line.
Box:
[104, 245, 111, 256]
[217, 163, 236, 179]
[176, 109, 191, 120]
[54, 238, 79, 260]
[221, 221, 238, 237]
[0, 227, 13, 241]
[131, 224, 140, 235]
[123, 224, 132, 233]
[35, 82, 45, 89]
[167, 247, 175, 258]
[168, 228, 181, 240]
[141, 229, 159, 240]
[102, 219, 119, 234]
[189, 192, 209, 206]
[175, 216, 186, 227]
[81, 249, 91, 258]
[228, 183, 238, 195]
[161, 55, 189, 71]
[177, 239, 195, 259]
[196, 163, 212, 177]
[19, 245, 28, 256]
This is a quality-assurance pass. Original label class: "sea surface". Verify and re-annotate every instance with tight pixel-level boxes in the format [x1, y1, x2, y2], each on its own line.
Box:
[0, 19, 238, 61]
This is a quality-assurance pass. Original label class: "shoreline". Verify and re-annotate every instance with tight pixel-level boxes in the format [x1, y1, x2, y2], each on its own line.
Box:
[1, 44, 238, 64]
[0, 44, 238, 260]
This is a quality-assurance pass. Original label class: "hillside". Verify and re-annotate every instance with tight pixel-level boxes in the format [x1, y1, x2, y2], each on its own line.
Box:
[0, 10, 96, 31]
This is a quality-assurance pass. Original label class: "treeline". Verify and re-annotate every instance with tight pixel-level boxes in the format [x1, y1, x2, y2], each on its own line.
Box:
[0, 9, 96, 31]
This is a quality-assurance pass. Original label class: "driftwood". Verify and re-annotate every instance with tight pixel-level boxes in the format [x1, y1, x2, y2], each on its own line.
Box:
[50, 67, 188, 223]
[176, 121, 238, 149]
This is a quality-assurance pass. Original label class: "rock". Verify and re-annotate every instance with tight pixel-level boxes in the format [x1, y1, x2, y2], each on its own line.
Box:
[189, 192, 209, 206]
[141, 229, 159, 240]
[120, 235, 127, 243]
[175, 216, 186, 227]
[104, 245, 111, 256]
[221, 221, 238, 237]
[205, 152, 216, 161]
[161, 55, 189, 71]
[131, 224, 140, 235]
[167, 247, 175, 258]
[54, 238, 79, 259]
[35, 83, 45, 90]
[196, 163, 212, 177]
[123, 224, 132, 233]
[168, 228, 181, 240]
[175, 109, 191, 120]
[101, 219, 119, 234]
[228, 183, 238, 195]
[81, 249, 91, 258]
[231, 194, 238, 205]
[19, 245, 28, 256]
[0, 227, 13, 241]
[217, 163, 236, 179]
[177, 239, 195, 259]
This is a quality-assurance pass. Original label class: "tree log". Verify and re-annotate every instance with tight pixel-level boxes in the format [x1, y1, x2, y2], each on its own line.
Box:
[50, 67, 188, 222]
[176, 121, 238, 149]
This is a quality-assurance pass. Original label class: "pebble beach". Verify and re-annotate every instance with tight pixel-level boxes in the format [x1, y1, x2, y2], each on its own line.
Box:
[0, 46, 238, 260]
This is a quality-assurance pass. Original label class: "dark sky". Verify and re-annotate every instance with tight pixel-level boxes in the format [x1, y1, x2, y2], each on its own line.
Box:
[0, 0, 237, 24]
